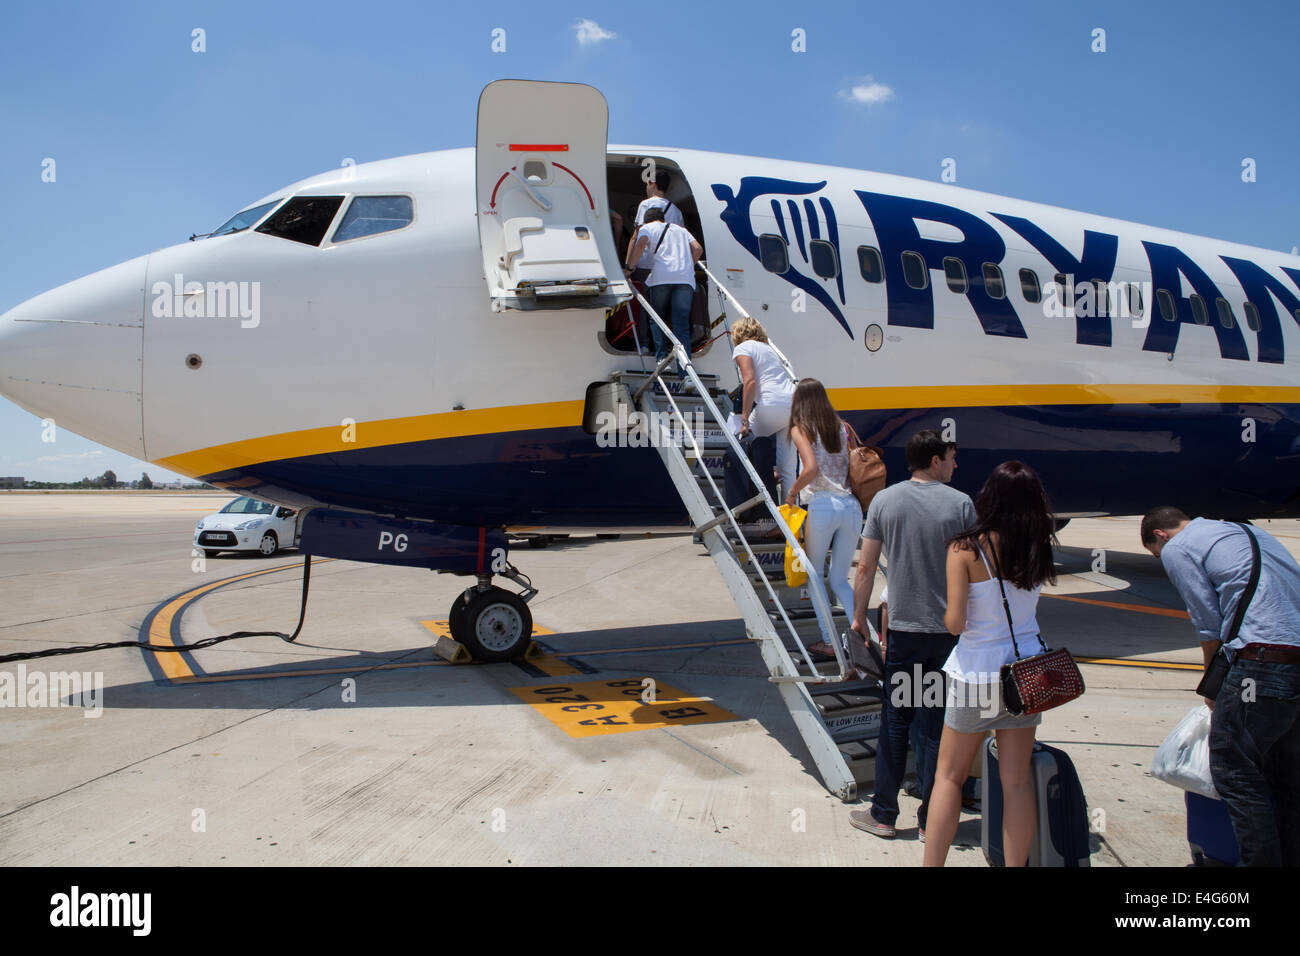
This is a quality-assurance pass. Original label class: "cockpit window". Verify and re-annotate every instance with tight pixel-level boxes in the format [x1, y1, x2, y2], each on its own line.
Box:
[256, 196, 345, 246]
[210, 198, 283, 237]
[218, 497, 275, 515]
[332, 196, 414, 243]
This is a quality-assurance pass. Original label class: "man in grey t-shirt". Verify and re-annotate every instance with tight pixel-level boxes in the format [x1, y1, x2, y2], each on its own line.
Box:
[848, 429, 975, 839]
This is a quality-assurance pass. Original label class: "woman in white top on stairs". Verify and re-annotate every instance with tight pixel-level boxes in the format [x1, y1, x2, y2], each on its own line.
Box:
[728, 316, 796, 497]
[784, 378, 862, 660]
[923, 460, 1058, 867]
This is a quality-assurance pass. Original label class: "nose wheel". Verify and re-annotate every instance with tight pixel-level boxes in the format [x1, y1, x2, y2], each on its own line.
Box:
[445, 565, 537, 662]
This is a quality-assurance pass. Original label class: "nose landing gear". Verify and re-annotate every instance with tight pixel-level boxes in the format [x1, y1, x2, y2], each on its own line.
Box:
[447, 565, 537, 662]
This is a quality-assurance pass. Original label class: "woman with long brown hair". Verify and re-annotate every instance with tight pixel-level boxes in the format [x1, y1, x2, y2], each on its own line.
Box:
[923, 460, 1057, 866]
[784, 378, 861, 658]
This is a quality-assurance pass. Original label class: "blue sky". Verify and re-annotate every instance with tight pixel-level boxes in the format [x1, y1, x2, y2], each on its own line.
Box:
[1, 0, 1296, 481]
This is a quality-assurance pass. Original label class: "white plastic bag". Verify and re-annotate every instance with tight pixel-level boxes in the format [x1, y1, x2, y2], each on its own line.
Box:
[1149, 704, 1219, 799]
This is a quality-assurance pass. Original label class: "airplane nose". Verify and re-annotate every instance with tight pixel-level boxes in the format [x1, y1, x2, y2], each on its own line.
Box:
[0, 255, 148, 458]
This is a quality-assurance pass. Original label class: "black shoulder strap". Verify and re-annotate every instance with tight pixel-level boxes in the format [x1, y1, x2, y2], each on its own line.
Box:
[1227, 522, 1262, 645]
[986, 535, 1048, 660]
[653, 221, 673, 256]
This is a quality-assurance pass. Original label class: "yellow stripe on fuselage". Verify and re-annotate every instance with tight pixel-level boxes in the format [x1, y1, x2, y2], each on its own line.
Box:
[156, 400, 586, 478]
[154, 383, 1300, 479]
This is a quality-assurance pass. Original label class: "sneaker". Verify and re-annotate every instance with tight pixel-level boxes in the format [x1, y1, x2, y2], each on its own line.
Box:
[903, 778, 922, 800]
[961, 796, 981, 813]
[918, 828, 926, 844]
[849, 809, 896, 838]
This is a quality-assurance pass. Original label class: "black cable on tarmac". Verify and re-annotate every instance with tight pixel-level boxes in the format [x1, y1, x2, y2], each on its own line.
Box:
[0, 555, 312, 664]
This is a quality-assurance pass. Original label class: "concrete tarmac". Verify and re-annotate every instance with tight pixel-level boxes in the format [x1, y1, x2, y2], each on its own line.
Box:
[1, 492, 1292, 866]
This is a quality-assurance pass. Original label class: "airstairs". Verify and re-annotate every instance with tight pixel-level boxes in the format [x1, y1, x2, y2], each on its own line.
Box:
[597, 264, 889, 801]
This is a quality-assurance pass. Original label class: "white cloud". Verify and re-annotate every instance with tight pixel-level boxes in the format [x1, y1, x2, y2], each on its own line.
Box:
[839, 78, 895, 106]
[31, 451, 105, 464]
[574, 18, 617, 46]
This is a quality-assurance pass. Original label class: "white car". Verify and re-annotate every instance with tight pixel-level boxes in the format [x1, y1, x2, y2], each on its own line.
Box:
[195, 497, 298, 557]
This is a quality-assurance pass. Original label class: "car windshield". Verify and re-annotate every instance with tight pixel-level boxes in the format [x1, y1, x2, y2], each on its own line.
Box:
[218, 497, 275, 515]
[210, 198, 283, 237]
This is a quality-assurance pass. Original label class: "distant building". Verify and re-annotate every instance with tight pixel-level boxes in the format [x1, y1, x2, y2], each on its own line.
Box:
[0, 477, 23, 489]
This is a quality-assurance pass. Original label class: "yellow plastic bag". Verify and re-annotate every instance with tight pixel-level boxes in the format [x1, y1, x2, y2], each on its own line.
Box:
[779, 503, 808, 588]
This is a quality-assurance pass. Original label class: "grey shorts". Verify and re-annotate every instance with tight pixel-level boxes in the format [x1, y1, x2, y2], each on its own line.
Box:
[944, 678, 1043, 734]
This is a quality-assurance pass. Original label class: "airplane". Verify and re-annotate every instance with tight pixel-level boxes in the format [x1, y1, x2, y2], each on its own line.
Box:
[3, 78, 1299, 665]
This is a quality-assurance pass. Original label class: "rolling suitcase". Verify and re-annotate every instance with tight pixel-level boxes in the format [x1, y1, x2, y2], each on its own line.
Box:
[982, 738, 1091, 866]
[1185, 791, 1240, 866]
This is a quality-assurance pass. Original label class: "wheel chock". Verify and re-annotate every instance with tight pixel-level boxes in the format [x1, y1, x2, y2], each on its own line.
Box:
[432, 635, 474, 663]
[433, 636, 544, 663]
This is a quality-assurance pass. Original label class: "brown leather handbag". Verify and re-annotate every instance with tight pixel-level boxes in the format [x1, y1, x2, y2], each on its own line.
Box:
[987, 540, 1085, 716]
[840, 421, 886, 511]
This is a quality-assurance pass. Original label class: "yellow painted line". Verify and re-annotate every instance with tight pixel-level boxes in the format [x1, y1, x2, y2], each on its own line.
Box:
[827, 383, 1300, 410]
[174, 659, 451, 683]
[155, 400, 585, 479]
[1043, 593, 1189, 619]
[1075, 656, 1202, 671]
[509, 678, 735, 738]
[148, 558, 335, 682]
[562, 638, 752, 657]
[528, 655, 581, 677]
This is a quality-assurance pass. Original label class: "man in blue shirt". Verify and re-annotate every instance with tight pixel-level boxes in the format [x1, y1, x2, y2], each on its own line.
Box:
[1142, 506, 1300, 866]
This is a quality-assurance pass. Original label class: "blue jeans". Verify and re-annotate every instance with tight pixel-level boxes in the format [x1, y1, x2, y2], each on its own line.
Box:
[1209, 656, 1300, 866]
[871, 629, 958, 829]
[802, 492, 862, 639]
[648, 283, 694, 370]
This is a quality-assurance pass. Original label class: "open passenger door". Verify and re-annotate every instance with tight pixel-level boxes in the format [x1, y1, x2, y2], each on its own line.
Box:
[476, 80, 631, 312]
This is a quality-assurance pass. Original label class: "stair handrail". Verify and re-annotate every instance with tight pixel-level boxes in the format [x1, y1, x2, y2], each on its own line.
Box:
[697, 260, 798, 383]
[631, 288, 851, 682]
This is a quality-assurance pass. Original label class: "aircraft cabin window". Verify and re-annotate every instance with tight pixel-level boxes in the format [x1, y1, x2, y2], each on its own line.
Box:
[210, 198, 283, 237]
[256, 196, 345, 246]
[857, 246, 884, 283]
[1215, 297, 1236, 329]
[332, 196, 415, 243]
[1054, 273, 1071, 312]
[983, 263, 1006, 299]
[1127, 282, 1144, 317]
[943, 257, 967, 293]
[1091, 279, 1109, 317]
[1157, 289, 1176, 322]
[1019, 268, 1041, 303]
[902, 251, 928, 290]
[809, 239, 839, 279]
[1242, 301, 1261, 332]
[758, 234, 790, 274]
[1189, 294, 1210, 326]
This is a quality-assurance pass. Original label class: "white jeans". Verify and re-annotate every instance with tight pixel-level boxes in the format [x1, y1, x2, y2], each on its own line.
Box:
[748, 402, 796, 495]
[802, 491, 864, 641]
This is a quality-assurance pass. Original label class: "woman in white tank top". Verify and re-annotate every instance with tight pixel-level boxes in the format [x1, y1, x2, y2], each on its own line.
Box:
[922, 461, 1058, 867]
[783, 378, 861, 660]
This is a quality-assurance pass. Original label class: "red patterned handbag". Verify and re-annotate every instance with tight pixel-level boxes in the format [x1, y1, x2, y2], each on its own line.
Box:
[986, 540, 1085, 715]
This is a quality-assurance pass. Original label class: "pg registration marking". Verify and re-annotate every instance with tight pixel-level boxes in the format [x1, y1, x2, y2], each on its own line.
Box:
[510, 678, 736, 738]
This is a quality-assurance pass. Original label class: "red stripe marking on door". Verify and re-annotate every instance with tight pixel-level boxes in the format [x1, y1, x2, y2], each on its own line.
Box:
[509, 144, 569, 151]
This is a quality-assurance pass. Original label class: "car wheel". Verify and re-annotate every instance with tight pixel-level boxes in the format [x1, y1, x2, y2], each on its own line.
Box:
[258, 531, 279, 557]
[457, 587, 533, 662]
[204, 550, 221, 559]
